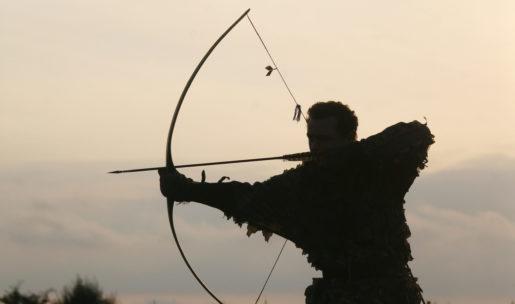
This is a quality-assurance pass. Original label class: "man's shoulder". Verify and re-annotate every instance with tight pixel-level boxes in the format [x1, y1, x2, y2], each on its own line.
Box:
[263, 163, 307, 184]
[360, 120, 435, 170]
[325, 120, 434, 169]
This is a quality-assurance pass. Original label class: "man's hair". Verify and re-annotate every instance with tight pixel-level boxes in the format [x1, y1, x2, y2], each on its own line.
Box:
[307, 101, 358, 140]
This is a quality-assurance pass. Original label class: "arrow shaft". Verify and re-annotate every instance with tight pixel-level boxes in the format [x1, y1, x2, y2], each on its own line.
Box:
[109, 152, 310, 174]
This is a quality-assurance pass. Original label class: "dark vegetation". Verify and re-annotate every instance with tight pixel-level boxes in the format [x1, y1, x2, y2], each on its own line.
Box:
[1, 277, 116, 304]
[2, 279, 513, 304]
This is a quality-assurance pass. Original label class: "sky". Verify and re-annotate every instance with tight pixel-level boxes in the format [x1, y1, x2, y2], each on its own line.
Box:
[1, 0, 514, 303]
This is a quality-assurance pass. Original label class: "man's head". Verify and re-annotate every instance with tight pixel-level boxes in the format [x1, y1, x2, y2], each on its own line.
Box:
[306, 101, 358, 153]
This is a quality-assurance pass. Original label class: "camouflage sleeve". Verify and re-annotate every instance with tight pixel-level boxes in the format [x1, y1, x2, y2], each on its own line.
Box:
[359, 120, 435, 195]
[185, 166, 304, 241]
[360, 121, 433, 162]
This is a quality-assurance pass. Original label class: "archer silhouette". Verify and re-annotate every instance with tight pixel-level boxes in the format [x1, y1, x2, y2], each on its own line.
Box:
[159, 101, 434, 304]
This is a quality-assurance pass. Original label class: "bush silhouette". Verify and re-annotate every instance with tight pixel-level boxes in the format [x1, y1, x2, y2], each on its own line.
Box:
[55, 277, 115, 304]
[0, 284, 51, 304]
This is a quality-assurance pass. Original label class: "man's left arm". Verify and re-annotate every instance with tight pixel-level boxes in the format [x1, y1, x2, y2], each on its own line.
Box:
[159, 166, 302, 240]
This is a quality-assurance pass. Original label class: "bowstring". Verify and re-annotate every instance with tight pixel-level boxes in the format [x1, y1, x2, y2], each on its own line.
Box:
[254, 239, 288, 304]
[246, 14, 307, 122]
[246, 13, 305, 304]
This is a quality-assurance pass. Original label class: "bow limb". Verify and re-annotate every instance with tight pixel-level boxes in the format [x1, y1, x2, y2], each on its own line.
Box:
[165, 9, 250, 304]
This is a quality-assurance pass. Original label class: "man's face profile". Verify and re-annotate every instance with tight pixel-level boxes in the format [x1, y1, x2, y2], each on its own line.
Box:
[307, 116, 349, 154]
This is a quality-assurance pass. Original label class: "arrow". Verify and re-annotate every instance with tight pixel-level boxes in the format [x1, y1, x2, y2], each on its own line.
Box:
[109, 151, 311, 174]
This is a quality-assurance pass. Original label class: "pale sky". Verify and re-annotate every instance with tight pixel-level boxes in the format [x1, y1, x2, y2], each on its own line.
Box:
[1, 1, 514, 303]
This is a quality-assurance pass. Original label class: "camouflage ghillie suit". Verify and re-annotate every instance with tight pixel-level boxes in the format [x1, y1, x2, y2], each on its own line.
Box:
[179, 121, 434, 304]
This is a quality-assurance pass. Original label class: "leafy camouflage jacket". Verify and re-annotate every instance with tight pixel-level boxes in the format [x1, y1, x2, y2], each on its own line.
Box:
[181, 121, 434, 304]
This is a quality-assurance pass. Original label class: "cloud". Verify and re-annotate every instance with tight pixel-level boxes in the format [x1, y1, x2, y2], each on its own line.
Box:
[2, 155, 514, 303]
[5, 213, 122, 248]
[406, 154, 515, 300]
[408, 154, 515, 219]
[0, 161, 315, 295]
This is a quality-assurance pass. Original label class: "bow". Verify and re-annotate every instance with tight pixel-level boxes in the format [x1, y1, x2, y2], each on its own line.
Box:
[116, 8, 305, 304]
[165, 9, 250, 304]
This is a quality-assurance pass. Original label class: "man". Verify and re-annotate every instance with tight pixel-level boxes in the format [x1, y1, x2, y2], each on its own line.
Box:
[160, 101, 433, 304]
